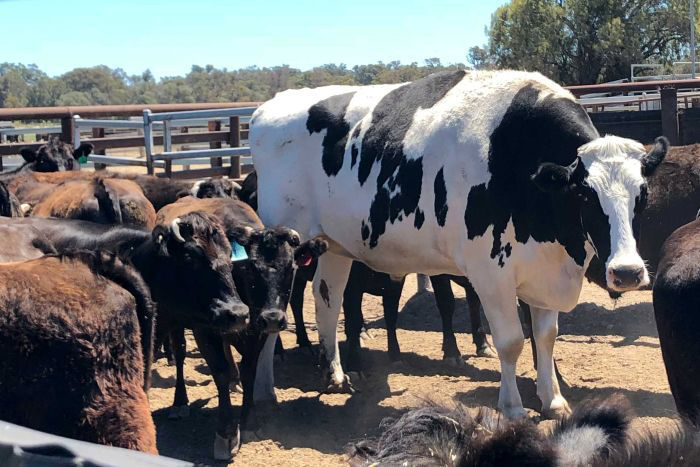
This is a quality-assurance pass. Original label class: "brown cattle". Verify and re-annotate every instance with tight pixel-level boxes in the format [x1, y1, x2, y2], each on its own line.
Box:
[0, 251, 157, 453]
[30, 178, 156, 229]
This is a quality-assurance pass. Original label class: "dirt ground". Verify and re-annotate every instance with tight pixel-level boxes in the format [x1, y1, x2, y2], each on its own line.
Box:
[147, 276, 676, 466]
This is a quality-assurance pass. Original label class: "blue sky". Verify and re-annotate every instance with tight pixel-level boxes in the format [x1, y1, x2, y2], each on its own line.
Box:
[4, 0, 500, 78]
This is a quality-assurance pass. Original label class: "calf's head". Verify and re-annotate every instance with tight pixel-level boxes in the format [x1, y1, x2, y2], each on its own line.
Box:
[19, 138, 93, 172]
[191, 177, 241, 199]
[153, 211, 249, 333]
[531, 135, 668, 292]
[229, 226, 328, 333]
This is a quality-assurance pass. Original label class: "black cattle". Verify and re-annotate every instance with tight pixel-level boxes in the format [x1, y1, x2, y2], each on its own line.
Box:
[349, 394, 700, 466]
[0, 251, 158, 453]
[3, 137, 93, 178]
[0, 213, 249, 460]
[156, 197, 327, 460]
[653, 218, 700, 421]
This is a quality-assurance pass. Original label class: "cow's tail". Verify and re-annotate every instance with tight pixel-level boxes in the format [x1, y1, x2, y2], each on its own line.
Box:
[59, 250, 156, 391]
[93, 177, 123, 224]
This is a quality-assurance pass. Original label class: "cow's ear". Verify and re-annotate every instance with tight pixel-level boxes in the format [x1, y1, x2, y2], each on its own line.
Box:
[73, 143, 94, 161]
[531, 159, 578, 193]
[294, 236, 328, 267]
[641, 136, 668, 176]
[152, 226, 171, 256]
[229, 225, 257, 247]
[280, 228, 301, 247]
[19, 147, 37, 163]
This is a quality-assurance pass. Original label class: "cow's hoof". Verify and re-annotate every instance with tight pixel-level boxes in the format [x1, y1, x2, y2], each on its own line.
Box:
[476, 344, 498, 359]
[346, 371, 366, 385]
[501, 405, 528, 420]
[230, 382, 243, 393]
[168, 405, 189, 420]
[325, 374, 355, 394]
[359, 329, 374, 342]
[443, 356, 467, 369]
[542, 400, 572, 420]
[214, 429, 240, 461]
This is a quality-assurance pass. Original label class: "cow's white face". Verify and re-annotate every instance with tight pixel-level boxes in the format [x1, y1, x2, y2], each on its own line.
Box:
[577, 135, 665, 292]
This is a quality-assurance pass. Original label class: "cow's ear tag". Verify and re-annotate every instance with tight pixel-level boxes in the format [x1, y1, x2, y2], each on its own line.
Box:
[231, 241, 248, 261]
[78, 155, 88, 164]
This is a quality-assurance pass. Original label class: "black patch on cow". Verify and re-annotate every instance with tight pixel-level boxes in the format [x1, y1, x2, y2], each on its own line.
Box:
[414, 208, 425, 229]
[464, 84, 600, 267]
[319, 279, 331, 307]
[361, 220, 369, 241]
[306, 92, 357, 177]
[352, 124, 361, 139]
[434, 168, 448, 226]
[359, 70, 466, 248]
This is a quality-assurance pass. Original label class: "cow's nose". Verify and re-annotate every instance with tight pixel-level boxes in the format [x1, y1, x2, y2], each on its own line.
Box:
[212, 299, 249, 333]
[610, 265, 645, 289]
[257, 309, 287, 333]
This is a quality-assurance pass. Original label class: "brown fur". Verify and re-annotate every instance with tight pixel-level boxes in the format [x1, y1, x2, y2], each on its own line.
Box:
[0, 223, 50, 262]
[0, 253, 157, 453]
[30, 178, 156, 229]
[157, 196, 263, 229]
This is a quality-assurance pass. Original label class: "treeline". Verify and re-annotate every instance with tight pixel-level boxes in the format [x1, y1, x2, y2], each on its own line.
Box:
[0, 59, 466, 108]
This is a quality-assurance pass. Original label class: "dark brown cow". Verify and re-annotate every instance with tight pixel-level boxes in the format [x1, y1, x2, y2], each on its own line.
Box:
[0, 251, 157, 453]
[30, 177, 156, 229]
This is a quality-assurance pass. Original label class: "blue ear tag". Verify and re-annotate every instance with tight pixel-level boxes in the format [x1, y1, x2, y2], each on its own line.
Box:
[231, 240, 248, 261]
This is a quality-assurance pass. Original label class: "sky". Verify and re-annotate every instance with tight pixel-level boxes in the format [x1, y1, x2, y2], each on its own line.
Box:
[4, 0, 500, 79]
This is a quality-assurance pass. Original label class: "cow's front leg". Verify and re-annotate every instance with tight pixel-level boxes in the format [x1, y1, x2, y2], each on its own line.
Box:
[192, 328, 239, 461]
[430, 275, 463, 365]
[169, 327, 190, 419]
[313, 252, 353, 393]
[530, 306, 570, 419]
[474, 282, 525, 419]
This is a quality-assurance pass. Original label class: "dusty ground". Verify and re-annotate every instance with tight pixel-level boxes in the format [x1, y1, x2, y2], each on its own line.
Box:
[148, 276, 676, 466]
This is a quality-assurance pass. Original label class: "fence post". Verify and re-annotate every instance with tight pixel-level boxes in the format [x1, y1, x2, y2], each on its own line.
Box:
[92, 127, 107, 171]
[229, 116, 241, 179]
[660, 87, 679, 145]
[163, 120, 173, 178]
[143, 109, 155, 175]
[61, 116, 75, 146]
[209, 120, 222, 168]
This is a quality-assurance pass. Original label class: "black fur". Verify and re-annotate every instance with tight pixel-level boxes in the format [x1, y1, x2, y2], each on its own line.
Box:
[359, 70, 466, 248]
[307, 92, 357, 177]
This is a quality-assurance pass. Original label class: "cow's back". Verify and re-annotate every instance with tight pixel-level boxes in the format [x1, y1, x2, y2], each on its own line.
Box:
[251, 70, 579, 275]
[0, 257, 146, 444]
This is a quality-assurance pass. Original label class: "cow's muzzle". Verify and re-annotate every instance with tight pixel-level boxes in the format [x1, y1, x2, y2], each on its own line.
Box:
[607, 264, 648, 292]
[256, 309, 287, 333]
[211, 298, 250, 334]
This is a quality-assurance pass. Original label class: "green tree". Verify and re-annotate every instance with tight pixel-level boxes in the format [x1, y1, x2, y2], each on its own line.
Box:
[477, 0, 695, 84]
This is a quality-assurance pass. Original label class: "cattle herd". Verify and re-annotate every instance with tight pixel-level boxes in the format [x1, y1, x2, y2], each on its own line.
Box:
[1, 70, 700, 465]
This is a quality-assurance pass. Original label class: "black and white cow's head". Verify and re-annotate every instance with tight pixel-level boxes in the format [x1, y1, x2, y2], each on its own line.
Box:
[228, 226, 328, 333]
[19, 138, 93, 173]
[531, 135, 668, 292]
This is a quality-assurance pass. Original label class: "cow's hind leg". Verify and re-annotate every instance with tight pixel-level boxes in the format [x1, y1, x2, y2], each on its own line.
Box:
[464, 283, 497, 358]
[430, 275, 463, 366]
[475, 284, 525, 419]
[530, 306, 570, 419]
[313, 252, 353, 393]
[383, 278, 404, 362]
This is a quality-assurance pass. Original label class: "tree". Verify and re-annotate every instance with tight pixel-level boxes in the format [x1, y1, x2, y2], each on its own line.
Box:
[479, 0, 695, 85]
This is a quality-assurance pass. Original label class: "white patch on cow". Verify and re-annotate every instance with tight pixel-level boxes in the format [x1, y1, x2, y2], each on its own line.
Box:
[556, 425, 609, 466]
[253, 332, 278, 402]
[579, 135, 649, 291]
[190, 179, 204, 198]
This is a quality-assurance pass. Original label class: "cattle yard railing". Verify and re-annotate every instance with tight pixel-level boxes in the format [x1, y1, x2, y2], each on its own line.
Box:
[0, 103, 260, 177]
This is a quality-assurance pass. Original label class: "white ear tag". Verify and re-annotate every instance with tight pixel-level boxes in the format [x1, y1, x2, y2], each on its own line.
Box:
[231, 240, 248, 261]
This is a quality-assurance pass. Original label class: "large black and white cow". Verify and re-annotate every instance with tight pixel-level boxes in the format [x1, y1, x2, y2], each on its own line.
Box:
[250, 70, 667, 419]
